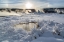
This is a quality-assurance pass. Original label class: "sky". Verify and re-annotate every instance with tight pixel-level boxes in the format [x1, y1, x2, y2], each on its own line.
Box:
[0, 0, 64, 9]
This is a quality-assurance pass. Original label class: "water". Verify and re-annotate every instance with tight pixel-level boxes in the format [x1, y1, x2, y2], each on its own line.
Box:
[14, 22, 38, 31]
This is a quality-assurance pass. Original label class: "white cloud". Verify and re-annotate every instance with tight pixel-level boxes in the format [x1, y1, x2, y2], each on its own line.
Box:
[0, 0, 64, 8]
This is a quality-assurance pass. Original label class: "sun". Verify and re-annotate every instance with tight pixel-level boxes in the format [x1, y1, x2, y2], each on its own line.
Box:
[25, 2, 33, 9]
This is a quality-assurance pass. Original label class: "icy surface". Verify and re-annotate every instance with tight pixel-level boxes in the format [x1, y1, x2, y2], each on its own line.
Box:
[0, 13, 64, 42]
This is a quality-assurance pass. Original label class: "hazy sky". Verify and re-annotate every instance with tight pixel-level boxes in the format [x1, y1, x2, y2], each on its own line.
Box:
[0, 0, 64, 8]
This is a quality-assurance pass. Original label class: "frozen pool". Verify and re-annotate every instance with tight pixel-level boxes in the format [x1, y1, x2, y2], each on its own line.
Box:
[14, 21, 39, 31]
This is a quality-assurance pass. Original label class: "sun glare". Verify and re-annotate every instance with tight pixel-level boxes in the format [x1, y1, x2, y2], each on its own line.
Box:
[25, 2, 33, 9]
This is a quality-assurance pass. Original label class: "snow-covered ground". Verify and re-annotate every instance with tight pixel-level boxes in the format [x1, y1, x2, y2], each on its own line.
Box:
[0, 13, 64, 42]
[0, 11, 21, 16]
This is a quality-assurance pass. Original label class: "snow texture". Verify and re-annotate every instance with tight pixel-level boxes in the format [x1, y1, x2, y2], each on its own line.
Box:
[0, 13, 64, 42]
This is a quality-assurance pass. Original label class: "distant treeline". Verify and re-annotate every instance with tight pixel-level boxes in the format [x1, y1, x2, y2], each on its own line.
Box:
[0, 8, 64, 13]
[0, 8, 36, 13]
[43, 8, 64, 13]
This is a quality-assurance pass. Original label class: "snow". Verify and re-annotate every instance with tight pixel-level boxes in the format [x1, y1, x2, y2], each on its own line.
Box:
[2, 40, 9, 42]
[0, 12, 64, 42]
[32, 37, 64, 42]
[0, 11, 21, 16]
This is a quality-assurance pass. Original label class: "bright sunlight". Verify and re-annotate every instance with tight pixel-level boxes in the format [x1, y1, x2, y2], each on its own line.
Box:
[25, 2, 33, 9]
